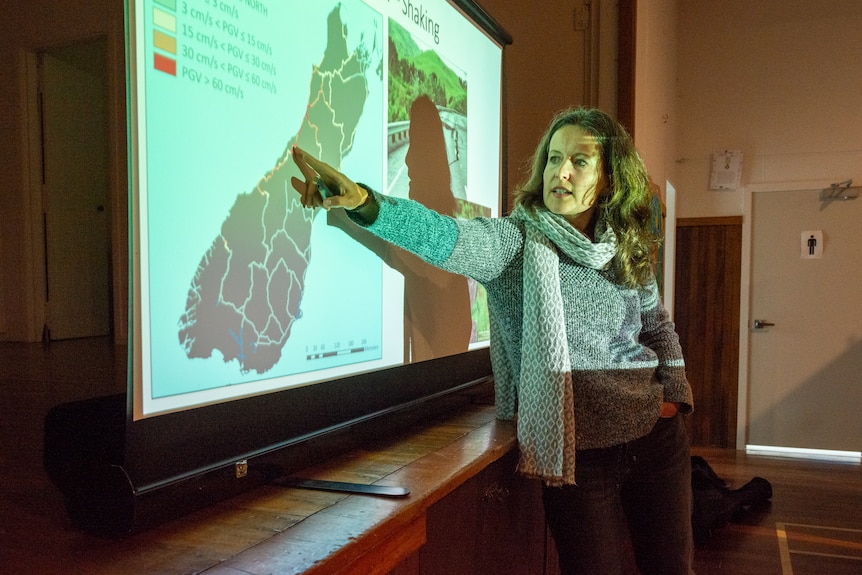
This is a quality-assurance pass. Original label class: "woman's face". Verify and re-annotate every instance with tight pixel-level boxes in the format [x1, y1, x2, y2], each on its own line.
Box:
[542, 124, 606, 232]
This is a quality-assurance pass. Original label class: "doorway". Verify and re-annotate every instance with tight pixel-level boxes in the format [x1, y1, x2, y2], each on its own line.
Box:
[742, 184, 862, 454]
[35, 38, 112, 341]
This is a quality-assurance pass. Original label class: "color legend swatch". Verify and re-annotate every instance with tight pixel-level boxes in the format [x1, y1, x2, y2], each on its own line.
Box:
[153, 1, 178, 76]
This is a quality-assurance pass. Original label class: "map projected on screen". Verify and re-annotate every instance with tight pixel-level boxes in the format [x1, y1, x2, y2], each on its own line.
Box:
[130, 0, 502, 419]
[171, 6, 384, 377]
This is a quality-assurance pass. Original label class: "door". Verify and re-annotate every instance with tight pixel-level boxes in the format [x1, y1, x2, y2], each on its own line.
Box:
[747, 188, 862, 452]
[40, 40, 111, 340]
[674, 217, 742, 448]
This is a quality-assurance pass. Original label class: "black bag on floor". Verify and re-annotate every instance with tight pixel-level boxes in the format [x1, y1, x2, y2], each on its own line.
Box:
[690, 455, 772, 544]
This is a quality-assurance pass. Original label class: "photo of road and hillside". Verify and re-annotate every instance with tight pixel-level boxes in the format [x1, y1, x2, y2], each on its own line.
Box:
[386, 19, 468, 200]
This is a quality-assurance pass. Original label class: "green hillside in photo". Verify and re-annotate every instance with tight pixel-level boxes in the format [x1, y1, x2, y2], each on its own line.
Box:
[388, 20, 466, 122]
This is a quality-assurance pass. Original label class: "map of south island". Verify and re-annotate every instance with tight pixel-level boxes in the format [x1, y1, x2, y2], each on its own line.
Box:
[172, 5, 383, 381]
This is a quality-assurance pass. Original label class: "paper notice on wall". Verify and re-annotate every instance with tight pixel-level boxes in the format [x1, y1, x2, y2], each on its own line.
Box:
[709, 150, 743, 190]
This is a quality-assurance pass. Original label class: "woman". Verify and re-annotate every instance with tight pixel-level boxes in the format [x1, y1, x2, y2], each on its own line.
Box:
[291, 107, 695, 575]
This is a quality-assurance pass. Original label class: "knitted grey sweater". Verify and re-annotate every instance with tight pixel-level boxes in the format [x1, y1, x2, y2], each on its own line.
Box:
[351, 190, 693, 451]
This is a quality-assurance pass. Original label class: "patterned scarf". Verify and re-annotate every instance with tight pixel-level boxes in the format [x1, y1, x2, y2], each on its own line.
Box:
[507, 205, 617, 485]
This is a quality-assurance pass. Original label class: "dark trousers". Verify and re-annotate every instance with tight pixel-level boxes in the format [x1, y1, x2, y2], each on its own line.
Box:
[543, 414, 694, 575]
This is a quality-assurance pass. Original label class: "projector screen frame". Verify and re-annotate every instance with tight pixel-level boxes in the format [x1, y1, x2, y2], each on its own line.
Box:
[47, 0, 512, 537]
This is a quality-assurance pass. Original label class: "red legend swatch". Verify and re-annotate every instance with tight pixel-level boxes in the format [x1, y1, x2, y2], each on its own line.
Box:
[154, 53, 176, 76]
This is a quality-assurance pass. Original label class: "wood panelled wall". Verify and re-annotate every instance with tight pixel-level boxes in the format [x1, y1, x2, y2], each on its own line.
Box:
[674, 217, 742, 448]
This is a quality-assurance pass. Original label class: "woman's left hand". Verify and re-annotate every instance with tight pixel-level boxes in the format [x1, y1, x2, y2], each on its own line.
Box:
[659, 402, 680, 418]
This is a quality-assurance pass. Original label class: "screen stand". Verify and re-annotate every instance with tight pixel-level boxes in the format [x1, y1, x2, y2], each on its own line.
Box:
[274, 477, 410, 497]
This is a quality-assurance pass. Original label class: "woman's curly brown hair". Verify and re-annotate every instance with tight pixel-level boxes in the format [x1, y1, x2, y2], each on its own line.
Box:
[513, 107, 661, 289]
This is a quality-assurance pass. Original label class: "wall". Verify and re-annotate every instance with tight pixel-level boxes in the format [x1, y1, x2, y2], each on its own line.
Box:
[675, 0, 862, 217]
[633, 0, 678, 203]
[481, 0, 598, 206]
[672, 0, 862, 451]
[0, 0, 126, 342]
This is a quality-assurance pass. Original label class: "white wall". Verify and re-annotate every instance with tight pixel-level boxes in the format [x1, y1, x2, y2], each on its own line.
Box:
[482, 0, 596, 206]
[674, 0, 862, 217]
[634, 0, 679, 203]
[668, 0, 862, 452]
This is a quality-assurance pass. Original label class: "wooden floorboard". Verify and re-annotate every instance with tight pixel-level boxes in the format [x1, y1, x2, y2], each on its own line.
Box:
[1, 337, 859, 574]
[690, 447, 862, 575]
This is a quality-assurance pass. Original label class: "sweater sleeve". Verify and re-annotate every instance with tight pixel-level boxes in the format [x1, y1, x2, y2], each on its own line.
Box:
[347, 189, 460, 266]
[347, 188, 521, 281]
[638, 281, 694, 413]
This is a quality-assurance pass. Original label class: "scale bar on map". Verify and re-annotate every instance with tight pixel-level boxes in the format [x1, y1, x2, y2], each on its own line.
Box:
[306, 345, 379, 361]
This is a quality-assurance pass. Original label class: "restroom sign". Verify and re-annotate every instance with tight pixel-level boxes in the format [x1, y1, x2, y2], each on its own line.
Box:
[801, 230, 823, 259]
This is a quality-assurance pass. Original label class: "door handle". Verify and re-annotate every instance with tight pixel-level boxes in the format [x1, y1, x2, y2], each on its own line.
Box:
[753, 319, 775, 329]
